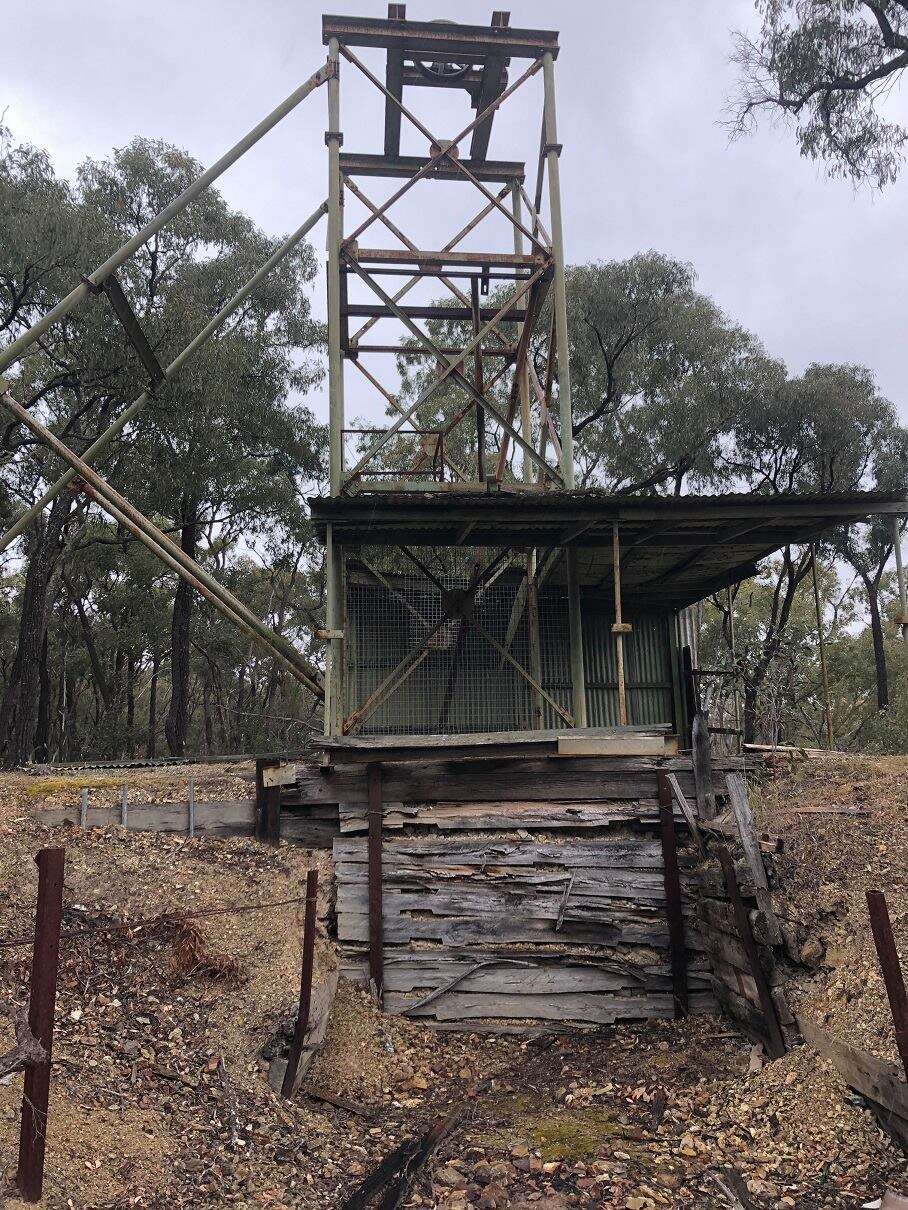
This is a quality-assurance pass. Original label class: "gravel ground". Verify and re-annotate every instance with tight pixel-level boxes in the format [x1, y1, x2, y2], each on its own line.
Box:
[0, 759, 904, 1208]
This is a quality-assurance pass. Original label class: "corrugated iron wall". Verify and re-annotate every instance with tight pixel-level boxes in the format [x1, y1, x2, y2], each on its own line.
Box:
[346, 577, 676, 735]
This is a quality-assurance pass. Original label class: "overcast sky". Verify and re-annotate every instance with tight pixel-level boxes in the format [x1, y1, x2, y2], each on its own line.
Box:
[4, 0, 907, 432]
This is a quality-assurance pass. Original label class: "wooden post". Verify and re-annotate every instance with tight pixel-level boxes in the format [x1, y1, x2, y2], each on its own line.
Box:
[79, 787, 88, 828]
[727, 587, 742, 755]
[255, 758, 266, 841]
[266, 783, 281, 847]
[866, 889, 908, 1080]
[187, 775, 195, 838]
[716, 845, 786, 1059]
[17, 847, 65, 1203]
[281, 868, 319, 1097]
[810, 545, 834, 750]
[681, 644, 698, 747]
[120, 783, 128, 827]
[367, 762, 384, 1005]
[255, 757, 281, 844]
[657, 771, 688, 1017]
[691, 712, 716, 821]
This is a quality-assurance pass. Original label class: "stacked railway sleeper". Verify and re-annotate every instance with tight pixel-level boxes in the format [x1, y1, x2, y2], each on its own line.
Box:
[285, 746, 750, 1031]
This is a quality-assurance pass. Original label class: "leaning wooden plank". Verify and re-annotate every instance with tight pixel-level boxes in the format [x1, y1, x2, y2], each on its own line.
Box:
[268, 968, 339, 1097]
[665, 772, 703, 852]
[799, 1018, 908, 1147]
[725, 772, 782, 943]
[556, 734, 666, 757]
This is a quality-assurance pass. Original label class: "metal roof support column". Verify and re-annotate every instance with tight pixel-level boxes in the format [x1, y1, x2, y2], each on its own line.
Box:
[327, 36, 344, 495]
[894, 516, 908, 673]
[512, 181, 544, 726]
[543, 51, 586, 725]
[325, 36, 345, 736]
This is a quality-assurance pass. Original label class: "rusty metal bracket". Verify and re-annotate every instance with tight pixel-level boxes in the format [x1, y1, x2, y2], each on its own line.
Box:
[101, 274, 165, 390]
[325, 130, 344, 146]
[543, 141, 563, 156]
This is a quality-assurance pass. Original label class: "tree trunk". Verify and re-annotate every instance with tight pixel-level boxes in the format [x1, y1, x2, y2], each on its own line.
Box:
[126, 655, 136, 754]
[863, 574, 889, 711]
[33, 630, 51, 763]
[147, 651, 159, 758]
[0, 494, 73, 766]
[202, 678, 213, 755]
[743, 681, 758, 745]
[164, 503, 199, 756]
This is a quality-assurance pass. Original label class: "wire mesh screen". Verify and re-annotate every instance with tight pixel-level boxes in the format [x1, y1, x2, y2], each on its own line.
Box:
[346, 568, 557, 734]
[345, 564, 677, 736]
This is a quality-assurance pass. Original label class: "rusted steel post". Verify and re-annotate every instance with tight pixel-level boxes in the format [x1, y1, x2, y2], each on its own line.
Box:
[281, 868, 319, 1097]
[657, 771, 688, 1017]
[716, 845, 786, 1059]
[17, 847, 65, 1203]
[367, 763, 384, 1005]
[866, 889, 908, 1080]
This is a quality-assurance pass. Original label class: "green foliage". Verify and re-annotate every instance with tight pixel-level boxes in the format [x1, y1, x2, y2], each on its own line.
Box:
[0, 124, 327, 761]
[732, 2, 908, 187]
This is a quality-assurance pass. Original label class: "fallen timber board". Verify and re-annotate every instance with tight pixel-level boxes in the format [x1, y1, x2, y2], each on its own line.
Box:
[269, 969, 339, 1097]
[799, 1018, 908, 1148]
[383, 990, 716, 1023]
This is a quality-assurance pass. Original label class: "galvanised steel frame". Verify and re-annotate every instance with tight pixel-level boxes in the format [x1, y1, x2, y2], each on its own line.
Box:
[321, 7, 588, 736]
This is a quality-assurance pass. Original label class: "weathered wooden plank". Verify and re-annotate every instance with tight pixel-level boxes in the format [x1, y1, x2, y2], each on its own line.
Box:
[316, 725, 672, 753]
[340, 959, 714, 996]
[699, 923, 780, 983]
[333, 837, 667, 869]
[698, 897, 778, 947]
[556, 735, 666, 757]
[338, 876, 673, 909]
[42, 799, 255, 834]
[725, 772, 782, 944]
[383, 990, 716, 1023]
[291, 759, 701, 805]
[335, 911, 707, 949]
[799, 1018, 908, 1146]
[336, 799, 677, 833]
[268, 969, 339, 1097]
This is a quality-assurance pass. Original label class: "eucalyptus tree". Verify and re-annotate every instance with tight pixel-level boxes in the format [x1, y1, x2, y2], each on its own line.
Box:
[0, 128, 324, 763]
[718, 361, 902, 740]
[563, 253, 778, 492]
[731, 1, 908, 187]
